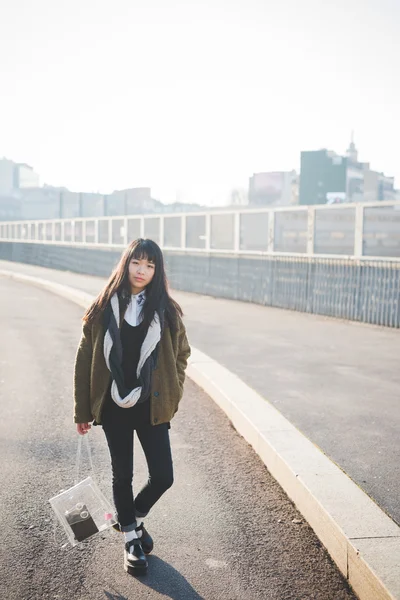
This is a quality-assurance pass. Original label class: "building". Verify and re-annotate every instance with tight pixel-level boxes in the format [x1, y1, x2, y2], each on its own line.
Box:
[125, 187, 156, 214]
[0, 196, 21, 220]
[14, 163, 40, 189]
[363, 168, 396, 203]
[80, 192, 105, 217]
[229, 188, 248, 207]
[249, 171, 298, 207]
[106, 188, 162, 216]
[0, 158, 41, 219]
[346, 136, 395, 202]
[0, 158, 40, 192]
[0, 159, 22, 220]
[0, 158, 16, 195]
[299, 150, 348, 205]
[299, 138, 395, 206]
[20, 187, 61, 220]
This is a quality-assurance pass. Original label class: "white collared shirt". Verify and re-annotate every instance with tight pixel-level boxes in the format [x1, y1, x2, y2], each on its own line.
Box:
[124, 291, 146, 326]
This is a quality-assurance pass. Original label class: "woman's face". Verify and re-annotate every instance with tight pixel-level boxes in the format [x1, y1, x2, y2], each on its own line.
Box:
[128, 255, 155, 294]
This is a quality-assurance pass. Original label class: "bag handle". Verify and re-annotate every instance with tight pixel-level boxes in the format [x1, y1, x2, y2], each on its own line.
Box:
[75, 434, 95, 485]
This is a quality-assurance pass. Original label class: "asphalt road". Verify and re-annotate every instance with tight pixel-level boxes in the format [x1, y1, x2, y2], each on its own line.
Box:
[0, 277, 356, 600]
[2, 261, 397, 528]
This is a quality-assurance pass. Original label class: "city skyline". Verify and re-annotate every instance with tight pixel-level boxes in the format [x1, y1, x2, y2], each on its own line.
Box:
[1, 0, 399, 206]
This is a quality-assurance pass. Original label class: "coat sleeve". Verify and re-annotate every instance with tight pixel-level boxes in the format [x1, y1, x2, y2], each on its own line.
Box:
[73, 320, 94, 424]
[176, 319, 191, 396]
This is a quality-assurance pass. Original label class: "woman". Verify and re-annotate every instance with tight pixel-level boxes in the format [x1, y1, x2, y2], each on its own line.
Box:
[73, 238, 191, 575]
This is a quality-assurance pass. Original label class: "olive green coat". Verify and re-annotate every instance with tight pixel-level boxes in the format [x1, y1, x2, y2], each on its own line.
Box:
[73, 313, 191, 426]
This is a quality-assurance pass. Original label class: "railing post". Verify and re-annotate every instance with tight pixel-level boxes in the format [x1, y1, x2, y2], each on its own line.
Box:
[108, 218, 112, 245]
[181, 215, 186, 249]
[159, 215, 165, 248]
[94, 219, 99, 244]
[123, 216, 128, 246]
[307, 207, 315, 255]
[354, 204, 364, 257]
[205, 213, 211, 251]
[234, 212, 240, 252]
[82, 219, 87, 244]
[267, 211, 275, 252]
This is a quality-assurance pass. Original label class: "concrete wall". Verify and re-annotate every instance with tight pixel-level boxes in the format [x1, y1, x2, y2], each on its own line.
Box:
[1, 241, 399, 328]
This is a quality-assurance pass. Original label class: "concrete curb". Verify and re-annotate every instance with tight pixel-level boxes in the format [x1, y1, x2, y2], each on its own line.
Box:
[2, 268, 399, 600]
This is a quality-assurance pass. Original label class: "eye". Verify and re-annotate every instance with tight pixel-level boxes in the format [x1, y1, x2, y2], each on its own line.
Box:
[148, 264, 155, 269]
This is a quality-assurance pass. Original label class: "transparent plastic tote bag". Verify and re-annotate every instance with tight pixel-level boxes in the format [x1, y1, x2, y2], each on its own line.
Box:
[49, 434, 117, 547]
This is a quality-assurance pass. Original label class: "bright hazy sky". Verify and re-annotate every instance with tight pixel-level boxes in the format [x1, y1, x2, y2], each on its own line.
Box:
[1, 0, 399, 205]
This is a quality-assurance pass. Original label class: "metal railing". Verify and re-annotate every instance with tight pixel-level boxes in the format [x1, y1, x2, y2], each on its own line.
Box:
[1, 200, 400, 260]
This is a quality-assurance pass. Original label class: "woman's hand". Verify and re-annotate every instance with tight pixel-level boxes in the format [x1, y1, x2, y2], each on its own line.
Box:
[76, 422, 91, 435]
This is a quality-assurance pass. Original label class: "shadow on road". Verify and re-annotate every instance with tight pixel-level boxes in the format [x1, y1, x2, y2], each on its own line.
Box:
[104, 592, 128, 600]
[103, 554, 205, 600]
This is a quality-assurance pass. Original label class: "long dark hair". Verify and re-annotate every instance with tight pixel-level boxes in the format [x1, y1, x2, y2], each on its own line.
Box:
[83, 238, 183, 331]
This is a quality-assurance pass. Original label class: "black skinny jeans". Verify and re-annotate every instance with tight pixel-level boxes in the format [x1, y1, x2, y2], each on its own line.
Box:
[102, 396, 173, 532]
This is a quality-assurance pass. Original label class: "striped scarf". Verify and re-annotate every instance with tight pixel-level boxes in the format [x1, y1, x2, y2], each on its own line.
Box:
[103, 293, 162, 408]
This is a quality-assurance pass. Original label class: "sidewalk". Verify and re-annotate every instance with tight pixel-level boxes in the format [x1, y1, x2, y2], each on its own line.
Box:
[1, 259, 400, 600]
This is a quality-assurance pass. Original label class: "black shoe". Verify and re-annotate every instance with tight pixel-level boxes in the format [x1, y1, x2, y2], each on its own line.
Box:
[136, 523, 154, 555]
[113, 522, 154, 555]
[124, 538, 148, 575]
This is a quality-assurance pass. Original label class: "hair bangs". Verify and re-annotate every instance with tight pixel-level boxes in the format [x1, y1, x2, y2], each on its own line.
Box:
[130, 239, 157, 264]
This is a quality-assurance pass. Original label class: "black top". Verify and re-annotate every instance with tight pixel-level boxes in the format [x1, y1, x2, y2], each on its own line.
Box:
[101, 317, 170, 429]
[100, 318, 150, 427]
[121, 319, 147, 390]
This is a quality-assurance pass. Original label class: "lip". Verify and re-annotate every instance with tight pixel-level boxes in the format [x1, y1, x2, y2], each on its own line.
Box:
[134, 276, 145, 282]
